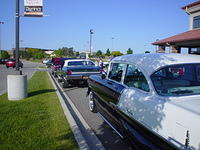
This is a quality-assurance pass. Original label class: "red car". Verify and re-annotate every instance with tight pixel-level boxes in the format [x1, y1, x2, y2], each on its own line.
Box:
[5, 59, 23, 68]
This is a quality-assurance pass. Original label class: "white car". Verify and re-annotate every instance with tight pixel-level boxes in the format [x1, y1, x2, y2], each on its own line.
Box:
[57, 59, 102, 88]
[88, 53, 200, 150]
[42, 59, 50, 64]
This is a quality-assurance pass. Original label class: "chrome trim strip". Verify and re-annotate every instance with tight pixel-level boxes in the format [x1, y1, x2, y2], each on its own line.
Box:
[97, 112, 124, 139]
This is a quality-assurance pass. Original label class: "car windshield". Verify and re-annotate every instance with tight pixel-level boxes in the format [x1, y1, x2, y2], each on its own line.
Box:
[68, 61, 95, 66]
[8, 59, 15, 61]
[151, 64, 200, 96]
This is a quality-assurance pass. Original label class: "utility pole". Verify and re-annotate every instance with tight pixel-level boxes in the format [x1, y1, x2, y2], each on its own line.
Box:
[15, 0, 21, 73]
[89, 29, 93, 56]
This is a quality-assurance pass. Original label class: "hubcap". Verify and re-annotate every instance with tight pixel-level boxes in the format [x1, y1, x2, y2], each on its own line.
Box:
[89, 92, 94, 111]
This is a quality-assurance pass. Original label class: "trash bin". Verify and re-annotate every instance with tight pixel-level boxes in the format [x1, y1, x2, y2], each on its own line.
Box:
[7, 74, 27, 100]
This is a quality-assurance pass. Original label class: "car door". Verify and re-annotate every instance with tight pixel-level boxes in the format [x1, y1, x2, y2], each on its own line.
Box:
[94, 63, 126, 129]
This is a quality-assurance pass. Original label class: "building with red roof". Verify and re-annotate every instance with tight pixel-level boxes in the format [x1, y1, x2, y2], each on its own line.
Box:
[153, 1, 200, 54]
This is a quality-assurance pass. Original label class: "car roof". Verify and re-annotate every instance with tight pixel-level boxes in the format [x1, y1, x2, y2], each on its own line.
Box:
[64, 59, 90, 63]
[111, 53, 200, 76]
[63, 59, 93, 66]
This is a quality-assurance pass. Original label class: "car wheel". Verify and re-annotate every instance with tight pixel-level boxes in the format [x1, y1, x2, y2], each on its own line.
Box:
[54, 73, 58, 78]
[88, 91, 97, 113]
[6, 66, 9, 68]
[62, 80, 69, 88]
[58, 77, 62, 82]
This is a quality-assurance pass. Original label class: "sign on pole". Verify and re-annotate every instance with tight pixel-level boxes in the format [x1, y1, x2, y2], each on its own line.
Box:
[24, 0, 43, 17]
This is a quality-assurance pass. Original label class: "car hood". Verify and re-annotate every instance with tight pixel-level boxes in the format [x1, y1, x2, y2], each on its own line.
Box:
[169, 95, 200, 115]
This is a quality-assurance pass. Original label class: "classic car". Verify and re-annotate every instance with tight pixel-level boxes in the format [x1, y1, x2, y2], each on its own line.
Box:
[87, 53, 200, 150]
[51, 58, 63, 77]
[58, 59, 102, 88]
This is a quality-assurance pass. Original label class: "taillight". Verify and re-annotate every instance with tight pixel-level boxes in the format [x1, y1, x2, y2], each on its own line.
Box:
[66, 70, 72, 75]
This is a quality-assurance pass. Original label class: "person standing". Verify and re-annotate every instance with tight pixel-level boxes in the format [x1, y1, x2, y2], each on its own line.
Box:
[99, 58, 103, 69]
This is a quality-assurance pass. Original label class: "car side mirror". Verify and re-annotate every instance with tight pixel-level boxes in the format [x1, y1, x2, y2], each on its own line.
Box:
[101, 73, 106, 79]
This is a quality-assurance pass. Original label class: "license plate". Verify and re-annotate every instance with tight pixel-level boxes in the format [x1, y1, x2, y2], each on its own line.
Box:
[82, 76, 88, 79]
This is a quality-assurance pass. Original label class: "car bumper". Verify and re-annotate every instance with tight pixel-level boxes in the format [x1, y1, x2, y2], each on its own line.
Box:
[6, 64, 15, 67]
[64, 73, 101, 80]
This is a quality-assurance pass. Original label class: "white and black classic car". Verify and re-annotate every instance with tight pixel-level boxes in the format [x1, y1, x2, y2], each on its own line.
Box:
[87, 53, 200, 150]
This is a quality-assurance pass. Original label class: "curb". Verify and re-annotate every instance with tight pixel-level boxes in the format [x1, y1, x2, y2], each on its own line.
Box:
[48, 73, 105, 150]
[48, 73, 90, 150]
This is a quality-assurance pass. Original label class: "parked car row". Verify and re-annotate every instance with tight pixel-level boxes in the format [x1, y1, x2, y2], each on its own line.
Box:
[50, 54, 200, 149]
[50, 58, 103, 88]
[0, 58, 23, 68]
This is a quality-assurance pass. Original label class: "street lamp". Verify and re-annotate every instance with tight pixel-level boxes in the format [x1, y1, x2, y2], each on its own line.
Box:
[0, 21, 4, 58]
[89, 29, 94, 56]
[15, 0, 20, 73]
[111, 37, 114, 51]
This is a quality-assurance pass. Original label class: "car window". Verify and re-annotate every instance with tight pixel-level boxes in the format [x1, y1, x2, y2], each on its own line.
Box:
[68, 61, 84, 66]
[151, 64, 200, 96]
[124, 64, 149, 92]
[108, 63, 125, 82]
[86, 61, 95, 66]
[68, 61, 95, 66]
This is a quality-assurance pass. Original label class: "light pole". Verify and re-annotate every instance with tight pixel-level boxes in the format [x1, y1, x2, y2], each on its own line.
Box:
[111, 37, 114, 51]
[89, 29, 93, 56]
[0, 21, 4, 58]
[15, 0, 21, 73]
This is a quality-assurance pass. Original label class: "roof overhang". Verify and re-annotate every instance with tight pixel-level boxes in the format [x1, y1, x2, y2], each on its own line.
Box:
[152, 29, 200, 48]
[182, 1, 200, 10]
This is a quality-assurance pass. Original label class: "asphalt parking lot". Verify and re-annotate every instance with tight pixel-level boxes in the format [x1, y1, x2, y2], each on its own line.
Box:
[53, 77, 132, 150]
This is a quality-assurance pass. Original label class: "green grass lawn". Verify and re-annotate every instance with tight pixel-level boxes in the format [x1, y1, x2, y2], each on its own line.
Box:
[0, 72, 79, 150]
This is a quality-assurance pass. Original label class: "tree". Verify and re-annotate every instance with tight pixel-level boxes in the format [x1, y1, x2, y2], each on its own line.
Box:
[0, 50, 10, 59]
[52, 47, 74, 57]
[53, 48, 64, 57]
[96, 50, 103, 57]
[105, 49, 111, 56]
[34, 52, 45, 59]
[27, 48, 45, 59]
[63, 47, 74, 57]
[75, 51, 79, 57]
[111, 51, 123, 57]
[127, 48, 133, 54]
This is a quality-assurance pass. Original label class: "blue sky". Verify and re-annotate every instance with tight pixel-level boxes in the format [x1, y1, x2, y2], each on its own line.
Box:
[0, 0, 196, 54]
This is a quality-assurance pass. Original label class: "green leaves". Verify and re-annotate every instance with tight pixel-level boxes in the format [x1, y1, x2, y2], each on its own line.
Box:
[52, 47, 74, 57]
[0, 50, 10, 59]
[127, 48, 133, 54]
